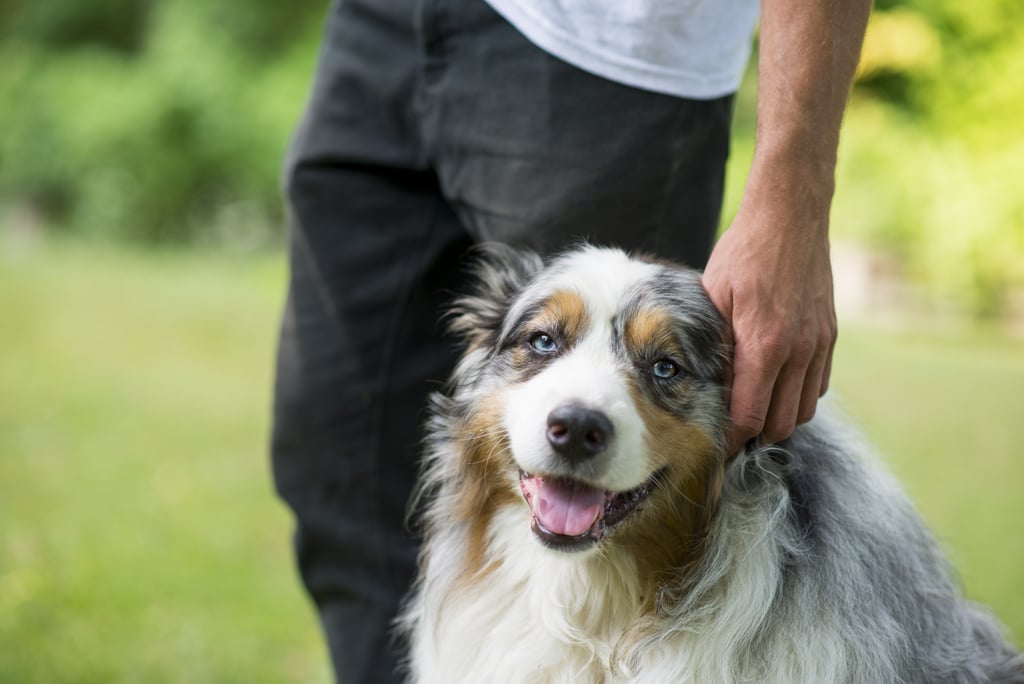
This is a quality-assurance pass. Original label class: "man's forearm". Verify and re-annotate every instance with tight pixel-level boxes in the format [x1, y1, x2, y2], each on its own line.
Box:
[748, 0, 872, 231]
[702, 0, 871, 451]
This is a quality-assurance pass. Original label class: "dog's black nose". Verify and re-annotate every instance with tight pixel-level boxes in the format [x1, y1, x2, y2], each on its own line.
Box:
[546, 404, 614, 462]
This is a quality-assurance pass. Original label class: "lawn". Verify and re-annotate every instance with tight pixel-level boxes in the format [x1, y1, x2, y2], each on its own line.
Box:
[0, 241, 329, 683]
[1, 240, 1021, 682]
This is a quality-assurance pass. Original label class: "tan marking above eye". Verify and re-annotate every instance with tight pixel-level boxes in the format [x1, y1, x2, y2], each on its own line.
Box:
[527, 290, 591, 345]
[623, 307, 686, 364]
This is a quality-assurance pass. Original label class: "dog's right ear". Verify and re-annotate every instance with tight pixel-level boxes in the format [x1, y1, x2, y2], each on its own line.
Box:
[448, 243, 543, 348]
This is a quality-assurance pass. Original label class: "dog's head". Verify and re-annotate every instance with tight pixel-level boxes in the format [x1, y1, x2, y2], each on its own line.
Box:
[439, 245, 730, 556]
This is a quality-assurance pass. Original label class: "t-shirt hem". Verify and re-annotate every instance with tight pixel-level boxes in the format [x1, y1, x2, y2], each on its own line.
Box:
[486, 0, 747, 99]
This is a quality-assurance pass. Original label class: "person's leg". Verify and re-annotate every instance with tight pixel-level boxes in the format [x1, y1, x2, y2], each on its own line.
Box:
[273, 199, 469, 682]
[271, 1, 470, 681]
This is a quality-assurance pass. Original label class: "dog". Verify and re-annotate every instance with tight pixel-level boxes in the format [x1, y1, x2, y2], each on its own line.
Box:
[398, 245, 1022, 683]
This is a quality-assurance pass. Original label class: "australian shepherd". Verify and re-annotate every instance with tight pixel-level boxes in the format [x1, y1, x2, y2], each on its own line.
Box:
[399, 245, 1022, 683]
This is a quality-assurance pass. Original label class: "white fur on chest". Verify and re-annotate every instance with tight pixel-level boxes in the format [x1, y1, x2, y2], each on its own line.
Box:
[406, 472, 856, 684]
[409, 508, 650, 683]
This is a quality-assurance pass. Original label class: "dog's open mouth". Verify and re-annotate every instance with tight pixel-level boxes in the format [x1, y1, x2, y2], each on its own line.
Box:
[518, 470, 662, 551]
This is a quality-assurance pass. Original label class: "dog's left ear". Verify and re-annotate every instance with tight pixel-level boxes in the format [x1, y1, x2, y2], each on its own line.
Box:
[448, 243, 543, 348]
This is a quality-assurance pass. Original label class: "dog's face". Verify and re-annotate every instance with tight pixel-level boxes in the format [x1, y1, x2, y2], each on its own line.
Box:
[445, 246, 730, 555]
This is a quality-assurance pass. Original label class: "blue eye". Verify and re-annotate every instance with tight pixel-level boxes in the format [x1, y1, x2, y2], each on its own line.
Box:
[529, 333, 557, 353]
[652, 359, 679, 379]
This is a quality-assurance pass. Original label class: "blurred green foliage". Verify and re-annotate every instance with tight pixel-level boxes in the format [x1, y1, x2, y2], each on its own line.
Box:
[833, 0, 1024, 316]
[1, 0, 1023, 312]
[0, 0, 324, 245]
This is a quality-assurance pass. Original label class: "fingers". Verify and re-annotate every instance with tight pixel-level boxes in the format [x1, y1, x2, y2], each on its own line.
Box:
[819, 328, 836, 398]
[725, 338, 780, 455]
[726, 323, 836, 455]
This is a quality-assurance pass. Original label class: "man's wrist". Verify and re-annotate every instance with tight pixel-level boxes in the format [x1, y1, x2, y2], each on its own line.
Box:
[740, 152, 836, 236]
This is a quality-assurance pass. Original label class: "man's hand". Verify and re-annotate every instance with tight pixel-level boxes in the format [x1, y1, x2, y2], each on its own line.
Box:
[702, 173, 837, 455]
[705, 0, 870, 455]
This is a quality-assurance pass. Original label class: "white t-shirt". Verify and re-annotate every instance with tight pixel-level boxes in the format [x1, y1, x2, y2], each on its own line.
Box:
[484, 0, 760, 99]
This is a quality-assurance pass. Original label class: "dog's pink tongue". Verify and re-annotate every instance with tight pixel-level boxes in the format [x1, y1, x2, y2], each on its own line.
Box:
[535, 478, 604, 537]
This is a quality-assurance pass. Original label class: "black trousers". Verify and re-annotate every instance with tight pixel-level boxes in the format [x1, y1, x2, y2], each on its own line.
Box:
[271, 0, 734, 681]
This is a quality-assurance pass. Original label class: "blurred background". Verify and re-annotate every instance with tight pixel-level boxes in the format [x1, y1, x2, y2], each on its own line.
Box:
[1, 0, 1021, 681]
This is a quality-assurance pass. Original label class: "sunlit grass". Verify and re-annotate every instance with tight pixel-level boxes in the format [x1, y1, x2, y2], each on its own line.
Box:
[0, 241, 329, 684]
[0, 240, 1020, 682]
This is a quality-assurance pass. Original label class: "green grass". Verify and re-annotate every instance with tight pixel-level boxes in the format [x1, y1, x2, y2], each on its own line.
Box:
[0, 240, 1020, 682]
[0, 240, 329, 684]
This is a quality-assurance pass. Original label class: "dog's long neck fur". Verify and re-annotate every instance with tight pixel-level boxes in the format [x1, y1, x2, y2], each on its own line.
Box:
[406, 441, 788, 683]
[403, 414, 1023, 683]
[405, 397, 798, 683]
